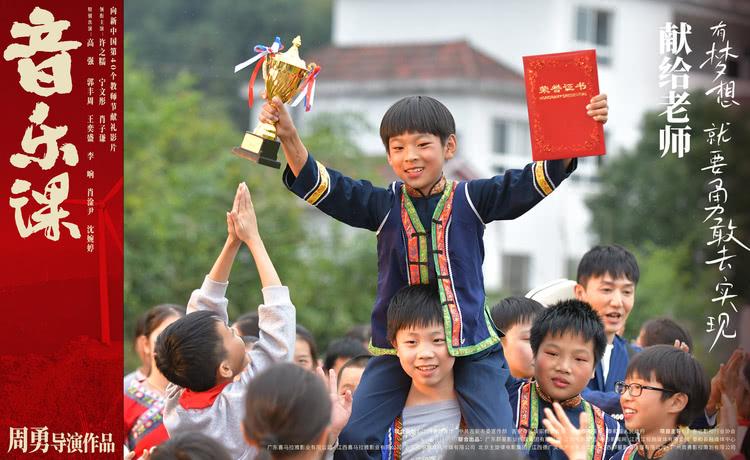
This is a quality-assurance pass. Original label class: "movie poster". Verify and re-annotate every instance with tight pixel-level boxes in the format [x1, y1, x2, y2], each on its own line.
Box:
[1, 1, 747, 458]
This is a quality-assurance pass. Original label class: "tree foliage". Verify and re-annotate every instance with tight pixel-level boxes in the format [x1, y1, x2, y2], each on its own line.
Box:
[123, 53, 379, 370]
[587, 94, 748, 365]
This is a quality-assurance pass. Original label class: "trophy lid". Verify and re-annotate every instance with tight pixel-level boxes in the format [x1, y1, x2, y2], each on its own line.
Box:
[274, 36, 307, 69]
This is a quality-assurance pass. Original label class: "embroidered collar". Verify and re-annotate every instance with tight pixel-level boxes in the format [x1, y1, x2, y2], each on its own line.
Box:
[533, 380, 582, 409]
[404, 175, 446, 198]
[636, 430, 683, 459]
[178, 381, 231, 410]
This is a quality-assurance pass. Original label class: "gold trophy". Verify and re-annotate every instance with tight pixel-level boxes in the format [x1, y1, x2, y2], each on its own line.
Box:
[233, 36, 316, 169]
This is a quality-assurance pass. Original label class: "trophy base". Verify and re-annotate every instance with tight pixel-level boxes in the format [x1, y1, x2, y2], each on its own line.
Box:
[232, 132, 281, 169]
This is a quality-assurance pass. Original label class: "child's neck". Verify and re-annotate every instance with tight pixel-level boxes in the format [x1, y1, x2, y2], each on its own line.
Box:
[146, 368, 170, 393]
[606, 332, 616, 344]
[639, 425, 681, 458]
[405, 377, 456, 407]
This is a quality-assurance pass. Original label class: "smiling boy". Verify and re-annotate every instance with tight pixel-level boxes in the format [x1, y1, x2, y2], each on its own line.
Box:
[262, 94, 608, 457]
[381, 284, 462, 460]
[507, 299, 626, 460]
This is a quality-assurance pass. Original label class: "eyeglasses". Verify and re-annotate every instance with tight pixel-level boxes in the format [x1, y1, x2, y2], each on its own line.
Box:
[615, 381, 677, 397]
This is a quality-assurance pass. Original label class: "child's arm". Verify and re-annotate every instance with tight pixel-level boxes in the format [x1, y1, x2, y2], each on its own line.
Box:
[185, 184, 245, 322]
[469, 94, 608, 223]
[260, 96, 308, 177]
[260, 96, 393, 231]
[230, 183, 296, 380]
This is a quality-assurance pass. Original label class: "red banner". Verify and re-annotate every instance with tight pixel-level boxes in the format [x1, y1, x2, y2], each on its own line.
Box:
[0, 1, 123, 457]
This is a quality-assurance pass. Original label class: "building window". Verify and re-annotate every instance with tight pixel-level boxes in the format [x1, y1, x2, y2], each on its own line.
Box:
[575, 7, 613, 65]
[502, 253, 531, 295]
[492, 119, 508, 154]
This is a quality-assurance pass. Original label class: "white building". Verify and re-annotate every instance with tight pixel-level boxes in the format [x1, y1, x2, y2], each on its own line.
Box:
[274, 0, 750, 295]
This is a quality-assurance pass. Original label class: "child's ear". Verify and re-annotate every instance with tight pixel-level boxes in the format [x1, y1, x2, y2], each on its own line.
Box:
[218, 360, 234, 379]
[667, 392, 689, 415]
[444, 134, 457, 159]
[137, 335, 151, 358]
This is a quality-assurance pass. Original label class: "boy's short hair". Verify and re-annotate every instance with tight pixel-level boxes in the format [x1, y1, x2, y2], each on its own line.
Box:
[491, 296, 545, 335]
[639, 317, 693, 350]
[323, 338, 369, 372]
[530, 299, 607, 365]
[154, 310, 226, 392]
[626, 345, 709, 426]
[577, 244, 640, 286]
[379, 96, 456, 150]
[337, 354, 372, 386]
[151, 431, 231, 460]
[386, 283, 442, 343]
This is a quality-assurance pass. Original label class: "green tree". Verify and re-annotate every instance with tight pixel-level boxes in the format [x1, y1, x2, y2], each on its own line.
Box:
[124, 53, 379, 371]
[587, 94, 749, 367]
[124, 0, 332, 125]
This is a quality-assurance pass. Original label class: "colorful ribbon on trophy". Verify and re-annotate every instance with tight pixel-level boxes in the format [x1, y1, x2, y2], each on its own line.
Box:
[234, 37, 284, 108]
[291, 64, 321, 112]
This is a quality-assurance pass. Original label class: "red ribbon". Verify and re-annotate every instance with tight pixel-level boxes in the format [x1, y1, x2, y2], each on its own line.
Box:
[302, 65, 321, 111]
[247, 55, 267, 109]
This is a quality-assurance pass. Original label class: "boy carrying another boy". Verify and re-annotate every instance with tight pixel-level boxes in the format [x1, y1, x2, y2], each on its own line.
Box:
[154, 183, 296, 460]
[506, 299, 626, 459]
[261, 92, 608, 457]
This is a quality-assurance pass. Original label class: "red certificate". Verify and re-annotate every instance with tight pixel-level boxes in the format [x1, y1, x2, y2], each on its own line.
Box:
[523, 49, 605, 161]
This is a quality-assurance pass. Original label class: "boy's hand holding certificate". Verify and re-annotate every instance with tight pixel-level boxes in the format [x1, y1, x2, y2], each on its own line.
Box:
[523, 49, 606, 161]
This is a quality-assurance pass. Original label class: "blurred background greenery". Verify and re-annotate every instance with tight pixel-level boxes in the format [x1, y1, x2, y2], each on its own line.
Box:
[123, 1, 748, 373]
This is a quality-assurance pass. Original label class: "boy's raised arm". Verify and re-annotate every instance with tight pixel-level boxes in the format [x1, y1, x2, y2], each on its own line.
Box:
[260, 95, 308, 177]
[186, 184, 245, 320]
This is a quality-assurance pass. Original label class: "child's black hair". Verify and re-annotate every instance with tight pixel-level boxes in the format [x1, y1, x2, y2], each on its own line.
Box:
[491, 296, 545, 335]
[386, 283, 443, 343]
[150, 431, 231, 460]
[577, 244, 640, 286]
[626, 345, 709, 427]
[337, 354, 372, 387]
[243, 363, 331, 460]
[530, 299, 607, 365]
[154, 310, 226, 392]
[232, 311, 259, 337]
[296, 324, 319, 365]
[639, 317, 693, 350]
[323, 338, 369, 372]
[345, 323, 371, 344]
[379, 96, 456, 151]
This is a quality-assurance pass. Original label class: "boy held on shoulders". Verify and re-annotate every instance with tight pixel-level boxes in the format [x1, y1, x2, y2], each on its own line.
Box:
[154, 183, 296, 460]
[261, 92, 609, 457]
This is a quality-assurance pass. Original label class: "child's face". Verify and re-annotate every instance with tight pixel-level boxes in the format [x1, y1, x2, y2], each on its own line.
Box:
[338, 365, 365, 397]
[216, 320, 250, 377]
[534, 331, 596, 401]
[501, 321, 535, 379]
[386, 132, 456, 195]
[575, 273, 635, 340]
[294, 335, 315, 371]
[620, 372, 682, 434]
[394, 322, 456, 392]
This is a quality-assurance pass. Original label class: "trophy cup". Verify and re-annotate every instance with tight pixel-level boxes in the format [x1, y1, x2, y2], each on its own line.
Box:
[233, 36, 317, 169]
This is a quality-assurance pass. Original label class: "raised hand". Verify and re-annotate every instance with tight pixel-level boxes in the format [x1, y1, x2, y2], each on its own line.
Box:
[587, 93, 608, 124]
[229, 182, 260, 245]
[542, 402, 592, 460]
[316, 366, 353, 445]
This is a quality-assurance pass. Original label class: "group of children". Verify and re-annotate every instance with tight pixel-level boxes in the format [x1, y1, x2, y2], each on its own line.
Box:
[124, 93, 749, 460]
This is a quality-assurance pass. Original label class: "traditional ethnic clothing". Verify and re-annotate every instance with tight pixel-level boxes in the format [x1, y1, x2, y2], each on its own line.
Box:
[124, 378, 168, 457]
[162, 277, 296, 460]
[509, 379, 627, 460]
[583, 335, 640, 419]
[284, 153, 574, 459]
